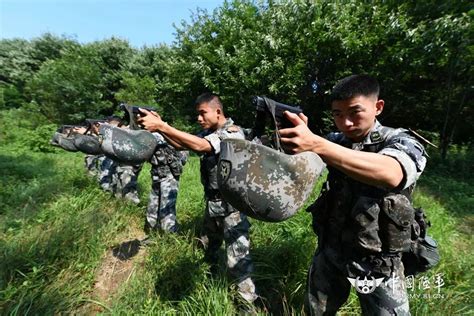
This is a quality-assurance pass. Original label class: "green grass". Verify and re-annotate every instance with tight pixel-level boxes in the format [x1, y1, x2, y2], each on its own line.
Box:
[0, 141, 473, 315]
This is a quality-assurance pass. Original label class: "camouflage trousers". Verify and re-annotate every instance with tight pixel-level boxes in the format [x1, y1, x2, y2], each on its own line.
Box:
[99, 156, 117, 193]
[84, 154, 101, 177]
[306, 248, 410, 316]
[200, 200, 257, 304]
[114, 163, 142, 204]
[146, 172, 179, 233]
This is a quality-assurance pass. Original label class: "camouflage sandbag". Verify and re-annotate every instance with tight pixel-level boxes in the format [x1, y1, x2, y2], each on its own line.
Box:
[73, 134, 103, 155]
[218, 138, 326, 222]
[50, 132, 62, 147]
[54, 133, 79, 152]
[99, 124, 157, 164]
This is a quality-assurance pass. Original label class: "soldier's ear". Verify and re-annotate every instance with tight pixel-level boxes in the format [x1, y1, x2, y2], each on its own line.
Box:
[375, 99, 384, 116]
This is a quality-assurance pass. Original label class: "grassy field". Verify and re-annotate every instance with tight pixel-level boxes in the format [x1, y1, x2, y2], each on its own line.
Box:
[0, 137, 473, 315]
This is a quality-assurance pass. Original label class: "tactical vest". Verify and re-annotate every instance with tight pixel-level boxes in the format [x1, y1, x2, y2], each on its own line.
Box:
[200, 119, 245, 200]
[149, 144, 183, 179]
[310, 126, 416, 258]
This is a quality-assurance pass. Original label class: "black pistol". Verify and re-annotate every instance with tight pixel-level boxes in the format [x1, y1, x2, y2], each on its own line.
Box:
[252, 96, 303, 137]
[119, 103, 156, 129]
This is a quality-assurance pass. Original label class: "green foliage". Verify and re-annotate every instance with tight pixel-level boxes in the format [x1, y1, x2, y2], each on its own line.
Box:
[0, 33, 78, 90]
[26, 45, 112, 124]
[86, 37, 136, 107]
[0, 149, 141, 314]
[0, 105, 58, 153]
[0, 83, 25, 110]
[20, 123, 58, 153]
[115, 73, 158, 107]
[0, 38, 33, 87]
[1, 1, 471, 149]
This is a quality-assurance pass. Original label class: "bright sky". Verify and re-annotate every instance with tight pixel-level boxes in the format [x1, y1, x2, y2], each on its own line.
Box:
[0, 0, 225, 47]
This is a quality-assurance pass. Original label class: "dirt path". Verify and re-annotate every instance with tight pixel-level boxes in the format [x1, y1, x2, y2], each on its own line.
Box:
[79, 229, 147, 314]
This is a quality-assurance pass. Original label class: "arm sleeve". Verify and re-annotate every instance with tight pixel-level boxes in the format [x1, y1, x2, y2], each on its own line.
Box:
[378, 135, 427, 189]
[204, 133, 221, 154]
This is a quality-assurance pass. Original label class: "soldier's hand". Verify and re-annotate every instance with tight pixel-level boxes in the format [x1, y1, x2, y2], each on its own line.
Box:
[73, 126, 87, 134]
[136, 108, 166, 132]
[91, 123, 101, 135]
[280, 111, 320, 154]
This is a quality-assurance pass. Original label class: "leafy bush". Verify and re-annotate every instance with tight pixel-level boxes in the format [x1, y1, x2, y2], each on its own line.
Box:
[0, 106, 57, 153]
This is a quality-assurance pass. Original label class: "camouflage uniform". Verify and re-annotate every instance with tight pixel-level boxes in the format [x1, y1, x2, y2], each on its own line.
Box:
[84, 154, 101, 177]
[306, 121, 427, 315]
[114, 162, 143, 204]
[99, 156, 117, 193]
[198, 118, 258, 304]
[146, 133, 185, 233]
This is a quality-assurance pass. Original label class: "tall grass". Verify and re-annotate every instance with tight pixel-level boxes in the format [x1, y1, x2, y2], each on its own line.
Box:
[1, 140, 472, 315]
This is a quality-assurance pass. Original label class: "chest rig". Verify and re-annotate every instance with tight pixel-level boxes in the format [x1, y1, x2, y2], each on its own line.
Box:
[310, 127, 415, 258]
[200, 120, 244, 200]
[150, 144, 183, 179]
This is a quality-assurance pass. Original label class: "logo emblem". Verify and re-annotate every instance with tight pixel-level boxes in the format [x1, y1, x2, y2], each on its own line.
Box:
[347, 276, 385, 294]
[370, 131, 382, 142]
[219, 160, 232, 183]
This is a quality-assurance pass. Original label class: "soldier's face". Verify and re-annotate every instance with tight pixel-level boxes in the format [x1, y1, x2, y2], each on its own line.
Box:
[331, 95, 384, 142]
[196, 103, 220, 130]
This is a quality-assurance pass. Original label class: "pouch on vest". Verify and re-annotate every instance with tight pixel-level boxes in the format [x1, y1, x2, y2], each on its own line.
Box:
[347, 196, 383, 255]
[402, 208, 440, 276]
[155, 165, 171, 179]
[306, 187, 331, 238]
[169, 160, 183, 178]
[207, 199, 232, 217]
[379, 194, 414, 253]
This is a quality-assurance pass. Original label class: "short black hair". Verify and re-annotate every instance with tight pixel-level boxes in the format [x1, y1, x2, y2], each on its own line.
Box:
[195, 92, 223, 110]
[105, 115, 123, 126]
[330, 74, 380, 102]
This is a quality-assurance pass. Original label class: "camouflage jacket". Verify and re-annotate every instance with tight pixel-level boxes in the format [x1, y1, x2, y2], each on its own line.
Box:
[197, 118, 246, 200]
[310, 120, 427, 259]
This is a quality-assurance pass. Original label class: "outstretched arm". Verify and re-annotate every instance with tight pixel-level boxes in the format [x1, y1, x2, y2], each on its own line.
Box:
[279, 112, 404, 189]
[137, 109, 212, 153]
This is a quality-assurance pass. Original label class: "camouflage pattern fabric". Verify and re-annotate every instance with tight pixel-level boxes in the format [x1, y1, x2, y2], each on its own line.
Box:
[84, 154, 102, 177]
[146, 172, 179, 232]
[99, 156, 117, 193]
[146, 132, 183, 233]
[54, 133, 79, 152]
[218, 138, 325, 222]
[306, 250, 409, 315]
[198, 118, 258, 304]
[200, 204, 257, 303]
[99, 124, 157, 164]
[73, 134, 103, 155]
[306, 120, 427, 315]
[50, 132, 62, 147]
[114, 162, 142, 204]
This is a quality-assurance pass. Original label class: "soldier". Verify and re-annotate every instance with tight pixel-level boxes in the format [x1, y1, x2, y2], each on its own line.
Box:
[84, 154, 101, 177]
[97, 117, 123, 194]
[138, 93, 259, 307]
[98, 155, 117, 193]
[75, 122, 102, 178]
[280, 74, 427, 315]
[144, 132, 186, 234]
[105, 119, 143, 204]
[114, 162, 142, 204]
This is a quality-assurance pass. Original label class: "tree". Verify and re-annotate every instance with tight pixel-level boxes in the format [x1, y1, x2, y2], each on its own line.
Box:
[115, 73, 158, 106]
[26, 46, 111, 123]
[0, 34, 79, 109]
[86, 37, 136, 108]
